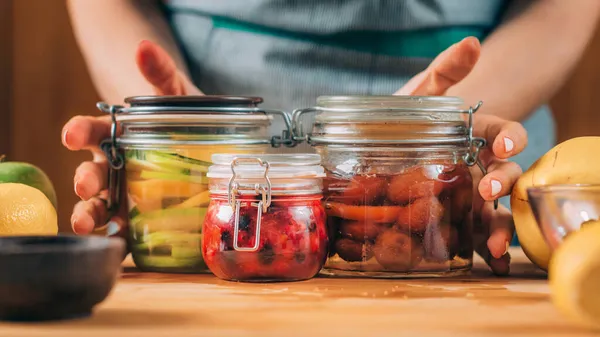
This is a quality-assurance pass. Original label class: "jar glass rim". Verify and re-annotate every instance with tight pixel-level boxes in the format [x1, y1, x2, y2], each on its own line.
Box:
[207, 153, 325, 179]
[211, 153, 322, 166]
[316, 95, 464, 108]
[304, 95, 474, 146]
[312, 95, 468, 124]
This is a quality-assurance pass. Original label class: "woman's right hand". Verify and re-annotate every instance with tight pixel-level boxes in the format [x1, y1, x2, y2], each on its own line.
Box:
[62, 40, 202, 237]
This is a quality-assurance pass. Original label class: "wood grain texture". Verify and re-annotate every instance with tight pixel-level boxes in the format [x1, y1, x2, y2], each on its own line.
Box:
[0, 0, 13, 158]
[550, 18, 600, 142]
[0, 248, 595, 337]
[10, 0, 100, 232]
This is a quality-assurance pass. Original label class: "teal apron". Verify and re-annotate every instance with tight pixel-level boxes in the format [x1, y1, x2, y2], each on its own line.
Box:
[161, 0, 556, 245]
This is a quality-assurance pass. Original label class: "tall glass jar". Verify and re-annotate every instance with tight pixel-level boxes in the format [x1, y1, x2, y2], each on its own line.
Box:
[96, 96, 294, 273]
[291, 96, 487, 278]
[202, 154, 328, 282]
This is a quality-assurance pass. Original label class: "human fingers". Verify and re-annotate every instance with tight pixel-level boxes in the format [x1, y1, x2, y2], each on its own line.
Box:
[474, 202, 513, 276]
[472, 114, 528, 160]
[74, 161, 109, 201]
[62, 115, 112, 152]
[395, 37, 481, 96]
[102, 176, 131, 242]
[136, 40, 202, 96]
[477, 159, 523, 201]
[71, 196, 109, 235]
[71, 198, 129, 241]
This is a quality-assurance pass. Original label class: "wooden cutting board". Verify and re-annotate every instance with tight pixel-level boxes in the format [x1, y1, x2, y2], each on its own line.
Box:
[0, 248, 595, 337]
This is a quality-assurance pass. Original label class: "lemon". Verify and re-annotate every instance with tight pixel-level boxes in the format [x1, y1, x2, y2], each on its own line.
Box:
[549, 220, 600, 330]
[0, 183, 58, 235]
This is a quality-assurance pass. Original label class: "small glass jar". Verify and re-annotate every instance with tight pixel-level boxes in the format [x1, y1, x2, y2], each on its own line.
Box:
[96, 96, 294, 273]
[291, 96, 488, 278]
[202, 154, 328, 282]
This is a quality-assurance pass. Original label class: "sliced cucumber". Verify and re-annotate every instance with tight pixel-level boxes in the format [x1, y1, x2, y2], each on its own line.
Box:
[137, 231, 202, 248]
[145, 151, 210, 173]
[126, 156, 193, 176]
[133, 233, 202, 259]
[126, 158, 167, 172]
[139, 170, 209, 184]
[135, 255, 205, 269]
[150, 245, 172, 256]
[170, 190, 211, 209]
[129, 179, 208, 199]
[131, 207, 207, 233]
[125, 149, 144, 160]
[172, 246, 202, 259]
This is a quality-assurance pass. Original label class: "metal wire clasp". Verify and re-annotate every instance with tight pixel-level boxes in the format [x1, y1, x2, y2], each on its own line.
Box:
[290, 107, 317, 144]
[463, 101, 498, 210]
[228, 157, 272, 252]
[97, 102, 124, 215]
[267, 110, 297, 148]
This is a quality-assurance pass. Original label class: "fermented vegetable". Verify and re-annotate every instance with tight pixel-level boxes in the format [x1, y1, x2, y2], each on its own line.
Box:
[125, 149, 217, 273]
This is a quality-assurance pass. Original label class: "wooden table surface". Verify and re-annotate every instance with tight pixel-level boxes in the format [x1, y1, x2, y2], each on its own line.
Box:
[0, 248, 595, 337]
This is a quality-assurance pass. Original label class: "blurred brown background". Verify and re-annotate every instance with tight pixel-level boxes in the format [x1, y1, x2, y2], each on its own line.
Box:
[0, 0, 599, 233]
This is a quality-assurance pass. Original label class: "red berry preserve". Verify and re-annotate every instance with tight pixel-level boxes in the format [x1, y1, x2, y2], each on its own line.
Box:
[203, 154, 328, 282]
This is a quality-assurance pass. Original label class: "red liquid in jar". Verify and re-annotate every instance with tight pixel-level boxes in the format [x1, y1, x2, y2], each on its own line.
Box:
[202, 195, 328, 282]
[324, 163, 474, 274]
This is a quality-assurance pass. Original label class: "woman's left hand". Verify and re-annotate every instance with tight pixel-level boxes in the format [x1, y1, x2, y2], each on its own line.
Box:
[395, 37, 528, 276]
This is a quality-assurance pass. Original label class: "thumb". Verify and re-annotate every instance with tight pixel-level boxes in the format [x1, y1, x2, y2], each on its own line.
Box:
[135, 40, 202, 96]
[395, 37, 481, 96]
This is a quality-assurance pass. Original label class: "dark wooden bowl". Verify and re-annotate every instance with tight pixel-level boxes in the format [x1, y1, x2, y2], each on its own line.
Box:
[0, 235, 126, 321]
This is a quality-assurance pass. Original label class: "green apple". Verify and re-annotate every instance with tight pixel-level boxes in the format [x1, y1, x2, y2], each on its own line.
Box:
[0, 155, 58, 209]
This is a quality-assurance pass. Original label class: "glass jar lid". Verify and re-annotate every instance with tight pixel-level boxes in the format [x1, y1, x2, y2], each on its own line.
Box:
[96, 95, 295, 148]
[292, 95, 477, 147]
[316, 95, 465, 116]
[104, 95, 271, 122]
[124, 95, 264, 109]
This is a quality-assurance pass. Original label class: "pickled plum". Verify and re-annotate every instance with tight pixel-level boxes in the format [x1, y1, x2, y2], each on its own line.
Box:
[437, 165, 471, 190]
[339, 219, 385, 241]
[396, 196, 445, 233]
[386, 167, 444, 204]
[335, 238, 373, 262]
[202, 196, 328, 282]
[323, 162, 473, 275]
[327, 216, 341, 257]
[327, 203, 402, 223]
[372, 228, 424, 271]
[340, 175, 388, 205]
[450, 182, 473, 225]
[423, 222, 459, 262]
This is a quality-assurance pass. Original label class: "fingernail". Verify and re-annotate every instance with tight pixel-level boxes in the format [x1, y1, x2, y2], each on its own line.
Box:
[106, 221, 120, 236]
[71, 215, 80, 233]
[491, 179, 502, 197]
[503, 137, 514, 153]
[503, 241, 510, 256]
[62, 129, 70, 146]
[461, 36, 480, 47]
[74, 179, 81, 197]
